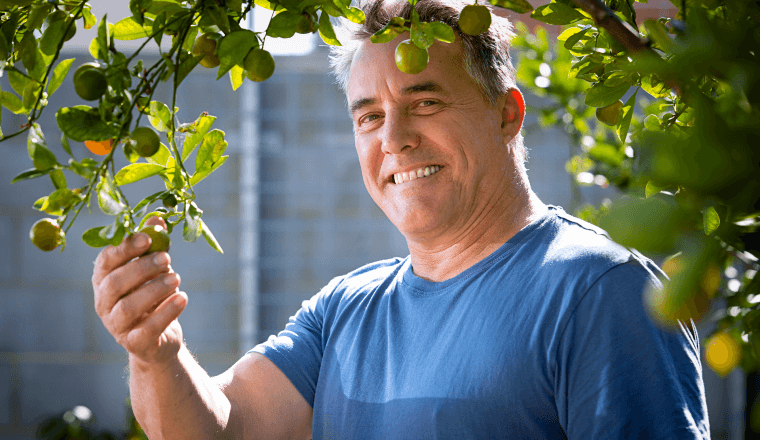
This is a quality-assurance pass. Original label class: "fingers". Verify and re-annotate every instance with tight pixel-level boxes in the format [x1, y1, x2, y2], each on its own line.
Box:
[92, 232, 152, 287]
[94, 251, 173, 318]
[109, 272, 181, 335]
[127, 291, 188, 351]
[144, 215, 167, 230]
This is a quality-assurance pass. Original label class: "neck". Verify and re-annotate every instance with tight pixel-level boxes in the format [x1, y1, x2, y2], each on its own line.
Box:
[405, 179, 546, 283]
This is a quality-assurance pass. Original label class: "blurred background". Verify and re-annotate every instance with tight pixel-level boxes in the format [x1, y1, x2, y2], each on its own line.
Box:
[0, 1, 749, 439]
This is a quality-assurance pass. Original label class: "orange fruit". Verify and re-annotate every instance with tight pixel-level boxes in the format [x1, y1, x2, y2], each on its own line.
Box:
[30, 218, 64, 251]
[85, 139, 113, 156]
[395, 39, 429, 74]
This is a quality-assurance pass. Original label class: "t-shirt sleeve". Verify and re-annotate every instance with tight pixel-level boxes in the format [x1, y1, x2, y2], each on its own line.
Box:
[248, 276, 342, 408]
[554, 260, 710, 439]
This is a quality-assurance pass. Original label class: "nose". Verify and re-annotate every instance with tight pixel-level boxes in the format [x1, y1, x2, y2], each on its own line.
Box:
[380, 111, 419, 155]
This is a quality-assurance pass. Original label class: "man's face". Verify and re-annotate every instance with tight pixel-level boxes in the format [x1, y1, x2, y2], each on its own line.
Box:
[347, 35, 519, 241]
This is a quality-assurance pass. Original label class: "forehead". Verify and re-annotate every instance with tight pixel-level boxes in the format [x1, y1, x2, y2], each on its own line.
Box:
[347, 36, 476, 105]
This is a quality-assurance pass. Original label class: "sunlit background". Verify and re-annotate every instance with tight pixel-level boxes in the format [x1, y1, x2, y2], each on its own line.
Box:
[0, 1, 748, 439]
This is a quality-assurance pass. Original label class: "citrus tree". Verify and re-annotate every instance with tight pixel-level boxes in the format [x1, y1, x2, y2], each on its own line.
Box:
[508, 0, 759, 377]
[3, 0, 758, 377]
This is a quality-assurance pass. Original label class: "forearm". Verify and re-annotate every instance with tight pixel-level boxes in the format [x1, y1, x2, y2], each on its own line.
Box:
[129, 344, 233, 440]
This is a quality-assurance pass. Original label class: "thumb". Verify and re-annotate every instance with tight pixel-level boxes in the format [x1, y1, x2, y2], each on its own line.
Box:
[144, 215, 167, 231]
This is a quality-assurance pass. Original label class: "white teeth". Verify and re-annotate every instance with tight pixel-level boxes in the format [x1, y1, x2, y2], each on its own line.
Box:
[393, 166, 441, 185]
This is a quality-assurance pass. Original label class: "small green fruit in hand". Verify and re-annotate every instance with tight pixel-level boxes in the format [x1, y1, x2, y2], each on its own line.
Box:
[131, 127, 161, 158]
[596, 100, 624, 126]
[162, 194, 178, 208]
[395, 39, 429, 74]
[243, 49, 275, 82]
[30, 218, 64, 252]
[192, 33, 221, 68]
[458, 4, 491, 36]
[73, 63, 107, 101]
[139, 225, 171, 255]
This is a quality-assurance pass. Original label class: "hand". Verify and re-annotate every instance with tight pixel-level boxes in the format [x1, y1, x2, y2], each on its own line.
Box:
[92, 217, 188, 366]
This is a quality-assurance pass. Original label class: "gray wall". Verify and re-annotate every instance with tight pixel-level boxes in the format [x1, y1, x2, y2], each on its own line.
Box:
[0, 40, 743, 439]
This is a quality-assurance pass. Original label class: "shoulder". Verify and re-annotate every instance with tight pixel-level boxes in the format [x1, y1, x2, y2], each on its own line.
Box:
[317, 257, 407, 304]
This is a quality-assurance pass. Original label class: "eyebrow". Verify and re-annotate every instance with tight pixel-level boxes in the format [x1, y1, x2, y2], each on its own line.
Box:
[349, 81, 443, 116]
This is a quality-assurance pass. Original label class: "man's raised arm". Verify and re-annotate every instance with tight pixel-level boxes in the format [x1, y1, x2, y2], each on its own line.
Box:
[92, 217, 312, 439]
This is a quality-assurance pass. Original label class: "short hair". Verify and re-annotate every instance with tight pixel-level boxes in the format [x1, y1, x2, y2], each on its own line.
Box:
[328, 0, 527, 164]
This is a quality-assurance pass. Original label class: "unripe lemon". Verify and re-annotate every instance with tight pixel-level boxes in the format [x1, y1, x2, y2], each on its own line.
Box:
[192, 33, 221, 68]
[162, 194, 178, 208]
[73, 63, 107, 101]
[131, 127, 160, 158]
[243, 49, 275, 82]
[139, 225, 171, 255]
[395, 39, 428, 74]
[458, 4, 491, 36]
[705, 331, 740, 377]
[30, 218, 64, 252]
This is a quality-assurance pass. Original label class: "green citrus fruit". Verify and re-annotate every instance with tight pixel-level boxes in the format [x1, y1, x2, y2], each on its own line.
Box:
[131, 127, 161, 157]
[596, 100, 624, 126]
[705, 331, 741, 377]
[395, 39, 429, 74]
[192, 33, 221, 68]
[458, 5, 491, 36]
[139, 225, 171, 255]
[162, 194, 178, 208]
[30, 218, 64, 252]
[243, 49, 275, 82]
[73, 64, 107, 101]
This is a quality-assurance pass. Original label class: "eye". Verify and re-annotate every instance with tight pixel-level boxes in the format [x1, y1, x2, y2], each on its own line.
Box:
[358, 114, 382, 125]
[420, 100, 438, 107]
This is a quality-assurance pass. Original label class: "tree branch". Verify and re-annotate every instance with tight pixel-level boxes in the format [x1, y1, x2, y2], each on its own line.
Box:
[569, 0, 650, 54]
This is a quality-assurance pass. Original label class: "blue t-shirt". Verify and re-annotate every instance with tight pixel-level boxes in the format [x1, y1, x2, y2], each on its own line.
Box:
[251, 206, 710, 439]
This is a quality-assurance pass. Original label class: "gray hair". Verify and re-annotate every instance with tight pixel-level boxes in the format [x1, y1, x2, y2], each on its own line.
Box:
[328, 0, 527, 165]
[328, 0, 518, 105]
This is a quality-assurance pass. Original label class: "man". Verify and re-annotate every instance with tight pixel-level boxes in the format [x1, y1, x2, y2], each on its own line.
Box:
[91, 0, 710, 438]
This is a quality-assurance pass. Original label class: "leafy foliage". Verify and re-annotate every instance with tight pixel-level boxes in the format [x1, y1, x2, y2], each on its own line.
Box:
[512, 0, 760, 375]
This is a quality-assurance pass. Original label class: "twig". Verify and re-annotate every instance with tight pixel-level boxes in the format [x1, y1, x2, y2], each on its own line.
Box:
[569, 0, 649, 54]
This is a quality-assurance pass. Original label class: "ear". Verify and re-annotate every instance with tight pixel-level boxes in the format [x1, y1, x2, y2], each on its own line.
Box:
[500, 88, 525, 139]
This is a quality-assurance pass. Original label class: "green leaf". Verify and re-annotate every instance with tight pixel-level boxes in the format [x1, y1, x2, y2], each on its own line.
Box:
[8, 69, 31, 96]
[318, 12, 341, 46]
[564, 27, 591, 50]
[97, 14, 110, 61]
[370, 17, 406, 44]
[412, 20, 434, 50]
[183, 203, 202, 242]
[50, 169, 67, 189]
[489, 0, 534, 13]
[114, 163, 166, 185]
[147, 142, 173, 167]
[703, 206, 720, 235]
[35, 188, 78, 215]
[148, 101, 172, 132]
[195, 129, 227, 172]
[229, 65, 245, 91]
[18, 33, 38, 76]
[48, 59, 75, 95]
[267, 10, 300, 39]
[644, 114, 660, 131]
[82, 8, 97, 29]
[641, 74, 670, 98]
[217, 30, 258, 67]
[1, 91, 25, 114]
[39, 18, 66, 55]
[22, 82, 42, 111]
[588, 143, 624, 167]
[616, 88, 637, 142]
[253, 0, 284, 11]
[201, 219, 224, 254]
[113, 16, 151, 40]
[82, 226, 111, 247]
[11, 168, 52, 184]
[427, 22, 454, 43]
[205, 5, 229, 34]
[645, 180, 664, 198]
[530, 3, 584, 25]
[98, 178, 125, 216]
[190, 155, 227, 185]
[56, 106, 117, 142]
[27, 124, 58, 170]
[99, 220, 126, 247]
[181, 113, 216, 161]
[27, 2, 52, 32]
[134, 190, 168, 216]
[152, 11, 166, 46]
[343, 6, 365, 24]
[584, 82, 630, 108]
[176, 53, 203, 86]
[60, 135, 73, 158]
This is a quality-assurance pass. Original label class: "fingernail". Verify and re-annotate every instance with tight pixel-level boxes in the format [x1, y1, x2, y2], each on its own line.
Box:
[134, 233, 149, 248]
[153, 252, 169, 266]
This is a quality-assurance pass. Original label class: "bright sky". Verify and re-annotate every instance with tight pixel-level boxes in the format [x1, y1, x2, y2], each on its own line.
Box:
[65, 3, 315, 56]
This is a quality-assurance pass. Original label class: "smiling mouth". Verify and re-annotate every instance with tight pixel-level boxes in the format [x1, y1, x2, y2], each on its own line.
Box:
[392, 166, 442, 185]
